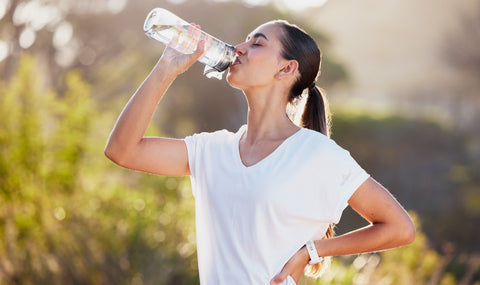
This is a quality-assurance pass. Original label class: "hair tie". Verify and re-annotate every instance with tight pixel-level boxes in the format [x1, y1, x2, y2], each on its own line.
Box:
[308, 82, 316, 90]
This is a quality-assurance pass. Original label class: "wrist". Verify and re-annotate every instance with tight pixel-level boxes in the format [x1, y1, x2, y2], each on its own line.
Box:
[152, 61, 180, 79]
[306, 240, 324, 265]
[296, 245, 310, 267]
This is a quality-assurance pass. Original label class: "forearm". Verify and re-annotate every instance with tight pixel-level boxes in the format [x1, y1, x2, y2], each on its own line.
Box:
[314, 221, 414, 258]
[105, 63, 177, 160]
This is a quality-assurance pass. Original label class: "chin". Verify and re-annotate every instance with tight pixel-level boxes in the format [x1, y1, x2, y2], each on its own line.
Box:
[226, 71, 243, 90]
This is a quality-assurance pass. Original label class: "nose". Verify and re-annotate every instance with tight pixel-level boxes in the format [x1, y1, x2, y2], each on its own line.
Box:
[235, 42, 247, 56]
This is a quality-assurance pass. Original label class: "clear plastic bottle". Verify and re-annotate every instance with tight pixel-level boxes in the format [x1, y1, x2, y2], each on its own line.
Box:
[143, 8, 236, 79]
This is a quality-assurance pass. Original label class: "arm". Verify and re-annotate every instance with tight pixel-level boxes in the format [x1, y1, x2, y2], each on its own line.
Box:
[314, 177, 415, 256]
[271, 178, 415, 284]
[104, 37, 205, 176]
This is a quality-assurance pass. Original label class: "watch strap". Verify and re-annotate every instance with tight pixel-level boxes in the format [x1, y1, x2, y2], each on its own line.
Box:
[306, 240, 324, 265]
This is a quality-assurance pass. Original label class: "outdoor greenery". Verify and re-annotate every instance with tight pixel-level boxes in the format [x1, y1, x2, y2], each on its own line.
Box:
[0, 55, 197, 284]
[1, 53, 478, 284]
[1, 0, 479, 284]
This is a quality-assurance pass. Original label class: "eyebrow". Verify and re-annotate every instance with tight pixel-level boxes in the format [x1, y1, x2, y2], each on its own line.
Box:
[246, 32, 269, 41]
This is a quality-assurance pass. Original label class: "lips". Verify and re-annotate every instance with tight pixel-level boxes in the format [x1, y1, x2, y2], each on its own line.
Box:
[231, 56, 241, 66]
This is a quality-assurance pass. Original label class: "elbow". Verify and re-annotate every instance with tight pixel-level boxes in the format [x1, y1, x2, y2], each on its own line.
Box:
[405, 219, 416, 245]
[104, 146, 115, 161]
[379, 214, 416, 248]
[396, 216, 416, 246]
[104, 145, 117, 163]
[104, 143, 126, 166]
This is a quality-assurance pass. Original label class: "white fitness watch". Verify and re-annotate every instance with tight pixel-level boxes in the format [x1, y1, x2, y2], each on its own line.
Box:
[306, 240, 324, 265]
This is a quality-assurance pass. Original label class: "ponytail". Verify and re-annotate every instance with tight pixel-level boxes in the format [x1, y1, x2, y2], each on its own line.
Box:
[301, 84, 331, 138]
[301, 84, 334, 278]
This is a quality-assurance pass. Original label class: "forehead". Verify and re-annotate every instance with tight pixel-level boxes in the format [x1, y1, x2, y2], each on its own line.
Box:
[246, 22, 283, 41]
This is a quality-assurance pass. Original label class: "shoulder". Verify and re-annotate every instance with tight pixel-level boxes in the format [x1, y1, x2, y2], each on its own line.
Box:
[299, 128, 341, 150]
[298, 128, 353, 159]
[185, 125, 243, 146]
[298, 128, 368, 189]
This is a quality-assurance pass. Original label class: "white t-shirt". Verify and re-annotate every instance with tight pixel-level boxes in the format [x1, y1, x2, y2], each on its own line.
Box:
[184, 125, 369, 285]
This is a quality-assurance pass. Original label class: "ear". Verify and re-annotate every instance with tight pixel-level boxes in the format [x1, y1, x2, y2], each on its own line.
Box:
[276, 60, 299, 80]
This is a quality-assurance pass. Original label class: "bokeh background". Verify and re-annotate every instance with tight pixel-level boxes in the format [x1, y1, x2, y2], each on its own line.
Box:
[1, 0, 479, 284]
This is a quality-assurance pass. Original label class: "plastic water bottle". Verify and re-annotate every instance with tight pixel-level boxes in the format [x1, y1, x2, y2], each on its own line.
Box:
[143, 8, 236, 79]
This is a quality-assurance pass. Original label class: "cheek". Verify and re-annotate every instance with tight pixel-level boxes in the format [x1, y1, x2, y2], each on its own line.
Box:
[252, 53, 282, 79]
[246, 58, 278, 81]
[227, 51, 280, 87]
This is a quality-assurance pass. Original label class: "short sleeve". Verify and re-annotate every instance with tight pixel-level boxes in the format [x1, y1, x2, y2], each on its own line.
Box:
[184, 133, 206, 196]
[320, 142, 370, 224]
[183, 129, 233, 197]
[184, 133, 200, 178]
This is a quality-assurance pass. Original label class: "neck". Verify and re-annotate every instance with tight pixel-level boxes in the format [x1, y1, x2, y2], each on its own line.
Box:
[242, 85, 299, 143]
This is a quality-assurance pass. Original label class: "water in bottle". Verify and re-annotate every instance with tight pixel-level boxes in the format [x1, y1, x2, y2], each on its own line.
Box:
[143, 8, 236, 79]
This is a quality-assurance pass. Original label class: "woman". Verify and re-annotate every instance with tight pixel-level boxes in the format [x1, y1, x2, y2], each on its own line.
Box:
[105, 20, 415, 285]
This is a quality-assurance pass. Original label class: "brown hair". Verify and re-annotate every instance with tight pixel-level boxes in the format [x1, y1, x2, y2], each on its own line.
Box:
[277, 20, 333, 278]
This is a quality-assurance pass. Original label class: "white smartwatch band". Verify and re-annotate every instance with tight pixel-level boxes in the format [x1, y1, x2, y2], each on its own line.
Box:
[306, 240, 324, 265]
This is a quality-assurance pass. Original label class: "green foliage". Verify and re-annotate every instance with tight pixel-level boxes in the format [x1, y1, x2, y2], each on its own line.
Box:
[1, 54, 479, 284]
[0, 54, 197, 284]
[328, 111, 480, 284]
[331, 110, 480, 253]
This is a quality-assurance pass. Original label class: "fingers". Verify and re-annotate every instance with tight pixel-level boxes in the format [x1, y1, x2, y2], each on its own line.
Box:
[188, 23, 206, 60]
[157, 23, 206, 75]
[271, 248, 309, 285]
[182, 23, 197, 53]
[270, 272, 288, 285]
[271, 263, 291, 285]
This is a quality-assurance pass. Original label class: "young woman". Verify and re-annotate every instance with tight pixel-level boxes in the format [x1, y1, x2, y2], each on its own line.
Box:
[105, 20, 415, 285]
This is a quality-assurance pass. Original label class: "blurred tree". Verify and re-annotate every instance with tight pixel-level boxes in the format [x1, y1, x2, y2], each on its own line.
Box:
[0, 54, 198, 284]
[397, 2, 480, 158]
[331, 111, 480, 253]
[0, 0, 135, 85]
[328, 111, 480, 285]
[440, 2, 480, 157]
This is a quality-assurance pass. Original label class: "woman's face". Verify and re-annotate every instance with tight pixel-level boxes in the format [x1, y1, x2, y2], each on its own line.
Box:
[227, 22, 287, 90]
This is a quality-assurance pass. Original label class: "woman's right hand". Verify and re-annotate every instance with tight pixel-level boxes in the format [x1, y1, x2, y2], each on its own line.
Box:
[156, 24, 206, 76]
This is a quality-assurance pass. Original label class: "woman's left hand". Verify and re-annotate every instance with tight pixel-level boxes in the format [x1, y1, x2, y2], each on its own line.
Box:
[270, 247, 309, 285]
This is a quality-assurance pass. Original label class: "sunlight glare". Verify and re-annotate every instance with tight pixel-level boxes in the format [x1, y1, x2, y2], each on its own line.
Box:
[19, 27, 36, 49]
[277, 0, 328, 11]
[53, 22, 73, 48]
[54, 207, 66, 221]
[0, 40, 8, 62]
[107, 0, 127, 14]
[167, 0, 188, 4]
[12, 1, 27, 25]
[242, 0, 269, 8]
[13, 1, 62, 30]
[55, 45, 77, 67]
[0, 0, 10, 20]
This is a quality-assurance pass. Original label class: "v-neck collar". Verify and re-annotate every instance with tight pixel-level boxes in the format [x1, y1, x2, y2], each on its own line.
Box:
[234, 125, 304, 169]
